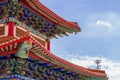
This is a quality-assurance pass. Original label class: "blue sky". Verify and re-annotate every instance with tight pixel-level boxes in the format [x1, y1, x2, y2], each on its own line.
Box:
[40, 0, 120, 80]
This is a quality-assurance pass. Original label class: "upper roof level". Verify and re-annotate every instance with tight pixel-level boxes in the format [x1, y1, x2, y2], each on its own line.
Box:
[0, 0, 80, 40]
[0, 27, 107, 79]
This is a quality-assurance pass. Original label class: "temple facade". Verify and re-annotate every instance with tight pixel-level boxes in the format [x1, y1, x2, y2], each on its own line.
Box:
[0, 0, 107, 80]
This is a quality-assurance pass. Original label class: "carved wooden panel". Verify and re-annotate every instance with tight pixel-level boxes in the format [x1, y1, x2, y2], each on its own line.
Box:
[16, 27, 46, 46]
[0, 26, 5, 36]
[16, 27, 26, 37]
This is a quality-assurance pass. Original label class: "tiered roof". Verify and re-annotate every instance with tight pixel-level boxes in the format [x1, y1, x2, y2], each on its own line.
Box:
[0, 0, 80, 39]
[21, 0, 80, 30]
[0, 31, 107, 79]
[0, 0, 107, 79]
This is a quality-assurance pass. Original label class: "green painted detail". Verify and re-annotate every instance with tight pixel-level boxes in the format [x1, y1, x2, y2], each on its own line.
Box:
[86, 76, 107, 80]
[0, 1, 74, 39]
[26, 26, 48, 39]
[0, 57, 107, 80]
[56, 25, 75, 33]
[12, 0, 19, 2]
[0, 17, 48, 40]
[15, 40, 32, 58]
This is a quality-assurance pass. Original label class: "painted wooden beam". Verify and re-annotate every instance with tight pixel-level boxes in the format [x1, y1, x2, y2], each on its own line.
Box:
[8, 22, 15, 36]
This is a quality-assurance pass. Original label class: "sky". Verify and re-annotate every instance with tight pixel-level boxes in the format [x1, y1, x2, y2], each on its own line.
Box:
[40, 0, 120, 80]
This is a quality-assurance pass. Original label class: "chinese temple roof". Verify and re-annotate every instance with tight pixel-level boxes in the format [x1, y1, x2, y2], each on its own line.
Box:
[0, 34, 107, 78]
[0, 0, 107, 79]
[0, 0, 81, 39]
[21, 0, 80, 30]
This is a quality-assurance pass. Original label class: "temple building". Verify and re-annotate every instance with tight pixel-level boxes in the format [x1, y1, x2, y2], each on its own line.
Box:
[0, 0, 107, 80]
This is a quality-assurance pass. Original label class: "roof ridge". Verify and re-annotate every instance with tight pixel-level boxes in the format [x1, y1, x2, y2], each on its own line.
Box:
[30, 36, 107, 77]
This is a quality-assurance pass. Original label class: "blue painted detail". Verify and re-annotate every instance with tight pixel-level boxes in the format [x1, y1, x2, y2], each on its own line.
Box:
[39, 62, 50, 66]
[0, 1, 59, 38]
[0, 56, 81, 79]
[66, 72, 74, 75]
[0, 0, 10, 6]
[60, 76, 64, 80]
[46, 70, 52, 76]
[54, 68, 64, 72]
[44, 78, 48, 80]
[0, 56, 8, 59]
[0, 74, 37, 79]
[29, 66, 34, 71]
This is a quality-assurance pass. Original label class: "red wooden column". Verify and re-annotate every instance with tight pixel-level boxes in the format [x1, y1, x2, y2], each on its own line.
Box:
[47, 41, 50, 51]
[8, 22, 15, 36]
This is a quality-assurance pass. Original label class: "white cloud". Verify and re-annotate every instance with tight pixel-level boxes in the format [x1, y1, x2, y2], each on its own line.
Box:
[96, 20, 112, 28]
[66, 55, 120, 80]
[81, 11, 120, 38]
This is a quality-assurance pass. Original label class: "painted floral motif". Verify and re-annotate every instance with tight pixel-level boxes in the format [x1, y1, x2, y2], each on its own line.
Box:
[0, 56, 82, 80]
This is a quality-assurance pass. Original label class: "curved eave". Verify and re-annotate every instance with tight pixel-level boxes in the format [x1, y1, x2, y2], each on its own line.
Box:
[21, 0, 81, 32]
[31, 36, 107, 78]
[48, 53, 107, 78]
[0, 36, 107, 78]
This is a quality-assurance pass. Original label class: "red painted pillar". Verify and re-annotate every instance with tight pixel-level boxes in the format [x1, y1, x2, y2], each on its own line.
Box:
[8, 22, 15, 36]
[47, 41, 50, 51]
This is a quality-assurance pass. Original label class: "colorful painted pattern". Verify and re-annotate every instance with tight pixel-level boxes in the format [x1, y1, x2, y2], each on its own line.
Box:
[0, 74, 36, 80]
[0, 34, 107, 80]
[0, 56, 83, 80]
[0, 56, 107, 80]
[16, 40, 32, 58]
[0, 0, 107, 80]
[0, 0, 78, 39]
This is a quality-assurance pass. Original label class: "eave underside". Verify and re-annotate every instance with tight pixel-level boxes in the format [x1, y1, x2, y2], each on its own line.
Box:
[0, 0, 80, 39]
[0, 0, 107, 79]
[0, 35, 107, 79]
[0, 56, 107, 80]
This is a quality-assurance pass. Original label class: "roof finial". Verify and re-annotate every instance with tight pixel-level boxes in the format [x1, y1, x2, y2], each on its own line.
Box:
[94, 59, 101, 70]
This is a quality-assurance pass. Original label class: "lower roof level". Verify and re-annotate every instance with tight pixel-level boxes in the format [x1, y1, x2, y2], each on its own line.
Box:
[0, 55, 107, 80]
[0, 23, 107, 80]
[0, 35, 107, 80]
